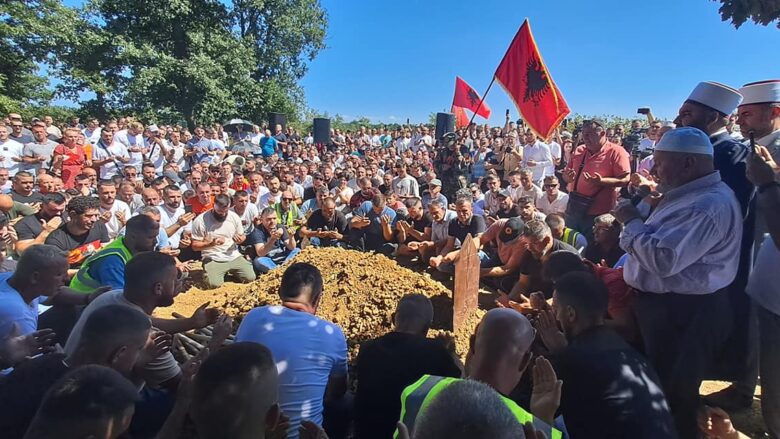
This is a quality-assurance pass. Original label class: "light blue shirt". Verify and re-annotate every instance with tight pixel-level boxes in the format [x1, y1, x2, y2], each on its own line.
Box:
[620, 171, 742, 295]
[235, 306, 348, 438]
[0, 272, 45, 337]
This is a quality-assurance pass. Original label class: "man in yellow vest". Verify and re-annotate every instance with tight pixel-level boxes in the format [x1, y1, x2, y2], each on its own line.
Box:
[396, 308, 562, 439]
[70, 214, 159, 292]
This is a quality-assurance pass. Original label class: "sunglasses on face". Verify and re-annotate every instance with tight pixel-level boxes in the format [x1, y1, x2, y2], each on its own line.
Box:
[543, 184, 558, 189]
[282, 198, 294, 201]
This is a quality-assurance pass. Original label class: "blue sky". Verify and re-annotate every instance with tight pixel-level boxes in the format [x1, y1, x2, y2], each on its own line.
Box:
[301, 0, 780, 125]
[58, 0, 780, 125]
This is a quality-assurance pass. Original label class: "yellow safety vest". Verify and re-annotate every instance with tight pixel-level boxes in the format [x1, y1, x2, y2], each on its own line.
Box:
[395, 375, 562, 439]
[69, 237, 132, 293]
[562, 227, 581, 248]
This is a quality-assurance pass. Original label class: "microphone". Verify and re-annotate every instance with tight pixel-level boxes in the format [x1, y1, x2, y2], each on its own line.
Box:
[631, 184, 652, 206]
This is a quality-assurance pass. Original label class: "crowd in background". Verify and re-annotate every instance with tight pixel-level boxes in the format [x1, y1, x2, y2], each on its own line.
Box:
[0, 78, 778, 439]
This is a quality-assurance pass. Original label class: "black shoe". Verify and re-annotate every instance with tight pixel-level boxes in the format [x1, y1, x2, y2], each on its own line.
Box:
[702, 385, 754, 410]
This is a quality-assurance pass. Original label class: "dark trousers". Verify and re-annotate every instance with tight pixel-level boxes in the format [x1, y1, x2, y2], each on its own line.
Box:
[634, 289, 732, 439]
[348, 229, 395, 256]
[758, 304, 780, 439]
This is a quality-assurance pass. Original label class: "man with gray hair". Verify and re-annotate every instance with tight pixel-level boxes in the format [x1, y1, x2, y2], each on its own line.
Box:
[583, 213, 625, 267]
[613, 127, 742, 438]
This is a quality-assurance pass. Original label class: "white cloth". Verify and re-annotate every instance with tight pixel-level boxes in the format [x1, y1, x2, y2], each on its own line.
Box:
[159, 204, 189, 248]
[232, 203, 259, 236]
[113, 130, 145, 169]
[747, 235, 780, 316]
[257, 191, 282, 210]
[507, 184, 543, 204]
[620, 171, 742, 295]
[190, 210, 243, 262]
[0, 140, 24, 176]
[522, 141, 553, 183]
[83, 127, 102, 145]
[99, 200, 132, 239]
[536, 191, 569, 216]
[392, 175, 419, 198]
[547, 141, 561, 177]
[638, 138, 655, 152]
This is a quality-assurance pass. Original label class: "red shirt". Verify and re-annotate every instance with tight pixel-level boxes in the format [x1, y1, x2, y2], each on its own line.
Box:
[186, 196, 214, 215]
[565, 142, 630, 215]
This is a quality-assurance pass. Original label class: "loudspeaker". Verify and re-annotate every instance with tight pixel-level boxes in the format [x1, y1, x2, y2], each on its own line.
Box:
[435, 112, 455, 139]
[313, 118, 331, 144]
[268, 112, 286, 130]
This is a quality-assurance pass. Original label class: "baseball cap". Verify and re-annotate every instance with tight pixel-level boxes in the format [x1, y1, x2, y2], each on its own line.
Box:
[499, 217, 524, 243]
[496, 189, 511, 199]
[429, 179, 442, 187]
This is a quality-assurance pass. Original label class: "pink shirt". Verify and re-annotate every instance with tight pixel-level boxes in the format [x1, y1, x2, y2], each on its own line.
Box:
[565, 142, 630, 215]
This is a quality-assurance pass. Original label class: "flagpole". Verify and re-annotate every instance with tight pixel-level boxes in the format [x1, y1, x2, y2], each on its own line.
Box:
[458, 77, 496, 141]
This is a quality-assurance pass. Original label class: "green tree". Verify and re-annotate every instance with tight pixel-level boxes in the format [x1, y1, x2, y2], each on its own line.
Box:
[715, 0, 780, 28]
[0, 0, 79, 114]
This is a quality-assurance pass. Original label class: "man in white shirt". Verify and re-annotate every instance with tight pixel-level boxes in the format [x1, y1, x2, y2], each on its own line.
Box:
[159, 185, 194, 250]
[96, 181, 131, 239]
[231, 190, 259, 238]
[113, 121, 146, 171]
[82, 118, 102, 145]
[257, 175, 283, 209]
[521, 130, 552, 185]
[0, 125, 25, 177]
[167, 130, 188, 171]
[92, 126, 130, 179]
[546, 139, 561, 177]
[613, 128, 741, 438]
[391, 162, 419, 200]
[413, 126, 433, 153]
[536, 175, 568, 216]
[144, 125, 169, 174]
[506, 169, 543, 204]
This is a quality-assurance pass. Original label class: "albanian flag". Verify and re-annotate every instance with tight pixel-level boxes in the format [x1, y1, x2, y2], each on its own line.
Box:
[452, 76, 492, 119]
[494, 19, 569, 140]
[451, 105, 470, 128]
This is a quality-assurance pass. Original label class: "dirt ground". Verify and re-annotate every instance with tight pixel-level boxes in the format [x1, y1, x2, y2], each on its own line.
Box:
[157, 249, 768, 437]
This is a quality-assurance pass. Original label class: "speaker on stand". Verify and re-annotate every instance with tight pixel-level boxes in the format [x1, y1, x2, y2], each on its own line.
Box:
[268, 112, 287, 131]
[435, 112, 456, 145]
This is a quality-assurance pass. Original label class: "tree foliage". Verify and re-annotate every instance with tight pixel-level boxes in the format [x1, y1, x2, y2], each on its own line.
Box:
[0, 0, 327, 128]
[715, 0, 780, 28]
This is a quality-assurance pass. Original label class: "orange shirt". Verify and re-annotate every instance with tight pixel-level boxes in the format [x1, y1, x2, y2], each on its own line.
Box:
[186, 196, 214, 215]
[565, 142, 630, 215]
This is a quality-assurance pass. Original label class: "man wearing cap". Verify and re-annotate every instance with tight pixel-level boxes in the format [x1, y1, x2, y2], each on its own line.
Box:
[562, 119, 630, 242]
[613, 127, 742, 438]
[738, 80, 780, 163]
[676, 81, 758, 410]
[490, 190, 522, 224]
[421, 179, 447, 210]
[478, 217, 527, 291]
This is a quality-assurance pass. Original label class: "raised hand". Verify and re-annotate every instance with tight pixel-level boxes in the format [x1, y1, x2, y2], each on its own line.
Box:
[207, 314, 233, 351]
[136, 330, 173, 368]
[42, 216, 63, 233]
[530, 356, 562, 425]
[190, 302, 220, 329]
[533, 309, 567, 353]
[0, 324, 57, 366]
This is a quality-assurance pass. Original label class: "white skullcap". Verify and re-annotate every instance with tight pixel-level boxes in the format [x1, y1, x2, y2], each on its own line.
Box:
[687, 81, 742, 115]
[739, 80, 780, 106]
[654, 127, 713, 156]
[147, 124, 160, 132]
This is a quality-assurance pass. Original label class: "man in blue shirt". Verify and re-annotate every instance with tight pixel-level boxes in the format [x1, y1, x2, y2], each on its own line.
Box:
[260, 129, 278, 158]
[349, 193, 397, 255]
[186, 126, 216, 164]
[236, 262, 348, 439]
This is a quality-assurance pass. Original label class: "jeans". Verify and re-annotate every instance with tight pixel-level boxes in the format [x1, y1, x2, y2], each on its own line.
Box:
[436, 250, 490, 274]
[253, 248, 301, 273]
[310, 237, 347, 248]
[759, 304, 780, 439]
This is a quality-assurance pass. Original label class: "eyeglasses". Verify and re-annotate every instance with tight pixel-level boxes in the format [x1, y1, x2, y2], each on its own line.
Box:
[543, 184, 558, 189]
[282, 198, 294, 201]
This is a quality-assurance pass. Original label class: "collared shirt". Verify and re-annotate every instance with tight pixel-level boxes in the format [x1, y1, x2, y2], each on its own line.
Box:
[757, 129, 780, 164]
[621, 171, 742, 295]
[536, 191, 569, 216]
[522, 141, 553, 182]
[483, 190, 501, 216]
[431, 210, 457, 244]
[566, 142, 631, 216]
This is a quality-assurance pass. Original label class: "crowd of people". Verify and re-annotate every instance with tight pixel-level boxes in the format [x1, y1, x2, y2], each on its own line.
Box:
[0, 77, 778, 439]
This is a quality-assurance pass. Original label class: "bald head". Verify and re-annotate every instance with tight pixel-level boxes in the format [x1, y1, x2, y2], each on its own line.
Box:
[467, 309, 535, 395]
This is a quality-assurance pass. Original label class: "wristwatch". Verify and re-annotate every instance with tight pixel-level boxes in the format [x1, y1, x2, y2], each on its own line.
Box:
[757, 181, 780, 194]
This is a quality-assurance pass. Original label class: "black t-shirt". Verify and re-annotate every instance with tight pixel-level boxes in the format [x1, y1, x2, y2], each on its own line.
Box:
[0, 353, 70, 439]
[44, 222, 110, 259]
[496, 204, 522, 219]
[354, 332, 461, 439]
[447, 214, 486, 244]
[553, 326, 676, 439]
[14, 213, 49, 240]
[402, 213, 432, 244]
[518, 239, 578, 298]
[303, 186, 317, 201]
[306, 209, 348, 235]
[10, 191, 43, 205]
[584, 244, 626, 268]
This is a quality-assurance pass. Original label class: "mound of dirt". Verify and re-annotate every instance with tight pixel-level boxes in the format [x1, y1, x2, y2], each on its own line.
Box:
[161, 247, 484, 360]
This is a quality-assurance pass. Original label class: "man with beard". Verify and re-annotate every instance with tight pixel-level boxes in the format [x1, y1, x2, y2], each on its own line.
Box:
[673, 82, 756, 410]
[113, 122, 146, 171]
[300, 197, 348, 248]
[532, 272, 676, 438]
[258, 175, 283, 209]
[191, 194, 255, 288]
[69, 214, 159, 292]
[349, 177, 376, 212]
[252, 207, 300, 273]
[91, 124, 130, 179]
[158, 185, 195, 251]
[96, 181, 131, 239]
[489, 190, 521, 225]
[14, 192, 67, 254]
[45, 196, 110, 268]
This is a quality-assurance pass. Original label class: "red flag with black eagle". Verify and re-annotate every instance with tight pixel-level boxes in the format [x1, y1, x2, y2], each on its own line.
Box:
[452, 76, 492, 120]
[451, 105, 470, 128]
[494, 19, 569, 139]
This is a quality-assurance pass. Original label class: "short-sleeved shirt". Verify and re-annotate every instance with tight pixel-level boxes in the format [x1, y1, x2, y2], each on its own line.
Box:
[0, 272, 44, 337]
[431, 210, 457, 243]
[22, 140, 57, 173]
[14, 213, 50, 241]
[354, 201, 397, 237]
[518, 239, 579, 298]
[233, 203, 259, 235]
[236, 306, 348, 438]
[255, 225, 293, 262]
[44, 222, 110, 266]
[565, 142, 630, 215]
[10, 190, 43, 205]
[185, 196, 214, 215]
[190, 210, 243, 262]
[64, 290, 180, 387]
[448, 214, 486, 245]
[401, 213, 432, 244]
[306, 209, 348, 235]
